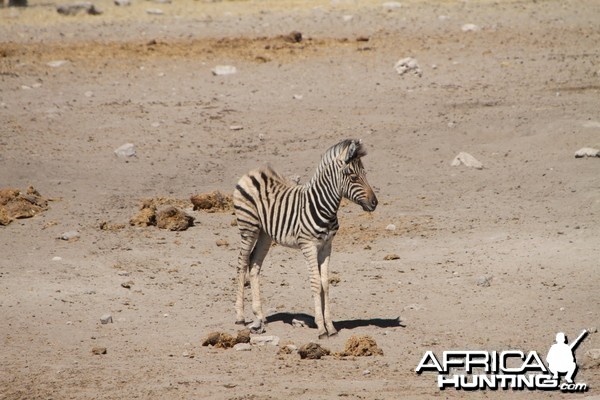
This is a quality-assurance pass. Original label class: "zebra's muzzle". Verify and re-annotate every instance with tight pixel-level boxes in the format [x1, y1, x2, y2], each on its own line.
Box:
[360, 195, 378, 212]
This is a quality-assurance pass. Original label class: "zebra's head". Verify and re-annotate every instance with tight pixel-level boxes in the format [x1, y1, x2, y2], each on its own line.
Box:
[337, 140, 378, 212]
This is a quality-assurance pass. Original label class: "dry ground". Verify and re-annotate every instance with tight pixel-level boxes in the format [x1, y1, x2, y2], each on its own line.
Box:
[1, 0, 599, 398]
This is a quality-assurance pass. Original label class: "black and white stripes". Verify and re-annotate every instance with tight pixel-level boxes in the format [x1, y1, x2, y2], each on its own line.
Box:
[233, 139, 378, 338]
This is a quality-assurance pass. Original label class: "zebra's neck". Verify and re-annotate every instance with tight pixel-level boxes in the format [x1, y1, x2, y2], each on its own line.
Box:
[304, 163, 343, 223]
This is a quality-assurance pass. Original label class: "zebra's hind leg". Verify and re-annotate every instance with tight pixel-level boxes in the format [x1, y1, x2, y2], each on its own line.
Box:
[318, 240, 337, 337]
[301, 243, 328, 339]
[248, 230, 272, 334]
[235, 230, 259, 326]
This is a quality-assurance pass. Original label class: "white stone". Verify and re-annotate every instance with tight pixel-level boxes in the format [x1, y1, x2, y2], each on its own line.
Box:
[60, 231, 80, 241]
[292, 319, 306, 328]
[52, 256, 62, 261]
[574, 147, 600, 158]
[47, 60, 69, 68]
[100, 314, 113, 324]
[394, 57, 422, 77]
[114, 143, 136, 158]
[234, 343, 252, 351]
[250, 335, 280, 346]
[212, 65, 237, 76]
[462, 23, 480, 32]
[382, 2, 401, 10]
[386, 224, 396, 231]
[146, 8, 163, 14]
[451, 152, 483, 169]
[229, 125, 243, 131]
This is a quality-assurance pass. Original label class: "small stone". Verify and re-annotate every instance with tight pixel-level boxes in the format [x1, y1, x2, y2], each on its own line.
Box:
[394, 57, 422, 77]
[121, 281, 133, 289]
[59, 230, 80, 241]
[100, 314, 113, 324]
[91, 346, 107, 355]
[293, 94, 303, 100]
[384, 254, 400, 260]
[283, 31, 302, 43]
[229, 125, 243, 131]
[462, 23, 480, 32]
[292, 319, 307, 328]
[114, 0, 130, 5]
[385, 224, 396, 231]
[250, 335, 280, 346]
[574, 147, 600, 158]
[477, 276, 491, 287]
[233, 343, 252, 351]
[114, 143, 136, 158]
[212, 65, 237, 76]
[84, 91, 94, 98]
[47, 60, 68, 68]
[363, 369, 371, 376]
[216, 239, 229, 247]
[451, 152, 483, 169]
[145, 8, 163, 14]
[52, 256, 62, 261]
[57, 2, 102, 15]
[382, 1, 401, 10]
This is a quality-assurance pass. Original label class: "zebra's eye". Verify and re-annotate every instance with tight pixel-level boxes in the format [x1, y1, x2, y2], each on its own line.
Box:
[350, 174, 359, 182]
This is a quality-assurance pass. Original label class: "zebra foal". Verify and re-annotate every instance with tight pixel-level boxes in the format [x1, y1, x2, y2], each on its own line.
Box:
[233, 139, 378, 338]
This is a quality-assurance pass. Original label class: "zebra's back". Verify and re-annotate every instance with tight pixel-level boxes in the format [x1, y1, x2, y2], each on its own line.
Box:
[233, 166, 304, 248]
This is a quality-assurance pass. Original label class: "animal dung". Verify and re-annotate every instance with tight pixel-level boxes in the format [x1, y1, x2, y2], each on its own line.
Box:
[339, 335, 383, 357]
[298, 342, 331, 359]
[190, 191, 233, 212]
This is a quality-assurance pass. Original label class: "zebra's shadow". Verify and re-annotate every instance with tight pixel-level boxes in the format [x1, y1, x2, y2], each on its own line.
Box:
[267, 312, 405, 331]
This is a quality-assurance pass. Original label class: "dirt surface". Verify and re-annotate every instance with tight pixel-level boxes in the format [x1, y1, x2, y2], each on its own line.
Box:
[1, 0, 600, 398]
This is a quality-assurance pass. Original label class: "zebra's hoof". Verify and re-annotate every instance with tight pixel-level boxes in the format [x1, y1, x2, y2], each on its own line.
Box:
[248, 319, 265, 334]
[317, 330, 329, 340]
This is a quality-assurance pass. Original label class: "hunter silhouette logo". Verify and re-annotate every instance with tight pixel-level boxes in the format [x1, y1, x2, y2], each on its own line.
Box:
[416, 330, 589, 392]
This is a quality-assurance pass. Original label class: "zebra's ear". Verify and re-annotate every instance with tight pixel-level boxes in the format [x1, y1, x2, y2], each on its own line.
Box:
[343, 139, 366, 163]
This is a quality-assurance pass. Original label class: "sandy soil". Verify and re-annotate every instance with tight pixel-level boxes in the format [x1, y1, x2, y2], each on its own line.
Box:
[1, 0, 599, 398]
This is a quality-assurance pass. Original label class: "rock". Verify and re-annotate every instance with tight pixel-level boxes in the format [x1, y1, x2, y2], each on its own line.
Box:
[114, 143, 136, 158]
[477, 276, 492, 287]
[292, 94, 303, 100]
[52, 256, 62, 261]
[121, 281, 133, 289]
[451, 152, 483, 169]
[385, 224, 396, 231]
[283, 31, 302, 43]
[212, 65, 237, 76]
[462, 23, 480, 32]
[298, 343, 330, 359]
[234, 343, 252, 351]
[574, 147, 600, 158]
[47, 60, 68, 68]
[382, 2, 401, 10]
[100, 314, 113, 324]
[229, 125, 243, 131]
[84, 91, 94, 98]
[394, 57, 422, 77]
[250, 335, 280, 346]
[59, 230, 80, 241]
[114, 0, 130, 5]
[339, 335, 383, 357]
[91, 346, 107, 355]
[363, 369, 371, 376]
[57, 2, 102, 15]
[156, 206, 194, 231]
[292, 319, 307, 328]
[215, 239, 229, 247]
[342, 15, 353, 22]
[384, 254, 400, 260]
[190, 191, 233, 212]
[145, 8, 163, 14]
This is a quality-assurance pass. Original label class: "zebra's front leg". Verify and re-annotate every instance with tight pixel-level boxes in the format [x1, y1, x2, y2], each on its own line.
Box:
[235, 232, 258, 326]
[301, 243, 328, 339]
[248, 231, 272, 334]
[319, 240, 337, 337]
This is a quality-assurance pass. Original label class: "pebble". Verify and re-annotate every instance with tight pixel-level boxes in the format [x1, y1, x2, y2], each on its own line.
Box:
[385, 224, 396, 231]
[59, 230, 80, 241]
[363, 369, 371, 376]
[114, 0, 130, 5]
[114, 143, 136, 158]
[250, 335, 280, 346]
[145, 8, 163, 14]
[384, 254, 400, 260]
[52, 256, 62, 261]
[57, 2, 102, 15]
[216, 239, 229, 247]
[229, 125, 243, 131]
[84, 91, 94, 98]
[47, 60, 69, 68]
[284, 344, 298, 352]
[382, 2, 401, 10]
[293, 94, 303, 100]
[451, 152, 483, 169]
[234, 343, 252, 351]
[91, 346, 107, 355]
[342, 15, 353, 22]
[292, 319, 307, 328]
[476, 276, 491, 287]
[394, 57, 422, 77]
[574, 147, 600, 158]
[100, 314, 113, 324]
[461, 23, 480, 32]
[212, 65, 237, 76]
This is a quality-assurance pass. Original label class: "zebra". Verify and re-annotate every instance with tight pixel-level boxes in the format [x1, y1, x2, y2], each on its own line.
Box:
[233, 139, 378, 338]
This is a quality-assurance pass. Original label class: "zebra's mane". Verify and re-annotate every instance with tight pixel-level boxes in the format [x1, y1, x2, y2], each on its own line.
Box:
[317, 139, 366, 169]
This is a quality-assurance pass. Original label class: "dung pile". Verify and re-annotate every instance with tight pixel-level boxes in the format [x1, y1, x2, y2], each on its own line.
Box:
[202, 329, 251, 349]
[298, 342, 331, 359]
[339, 335, 383, 357]
[190, 191, 232, 212]
[130, 198, 194, 231]
[0, 186, 49, 226]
